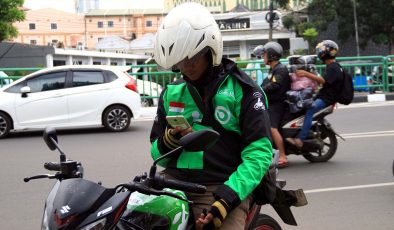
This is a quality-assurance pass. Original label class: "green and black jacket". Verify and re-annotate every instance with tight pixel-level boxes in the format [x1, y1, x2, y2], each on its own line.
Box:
[150, 58, 273, 208]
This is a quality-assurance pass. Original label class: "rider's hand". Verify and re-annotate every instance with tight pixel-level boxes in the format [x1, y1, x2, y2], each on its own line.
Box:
[169, 126, 192, 137]
[195, 199, 230, 229]
[163, 126, 192, 150]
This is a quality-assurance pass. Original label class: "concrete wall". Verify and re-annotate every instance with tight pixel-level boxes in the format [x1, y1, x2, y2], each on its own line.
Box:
[0, 42, 54, 68]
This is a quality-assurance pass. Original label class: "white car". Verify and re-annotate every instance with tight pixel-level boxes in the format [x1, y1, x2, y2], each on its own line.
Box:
[0, 65, 141, 138]
[124, 65, 163, 107]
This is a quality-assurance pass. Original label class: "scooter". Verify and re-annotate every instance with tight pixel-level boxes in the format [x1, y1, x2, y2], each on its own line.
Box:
[281, 104, 344, 162]
[24, 127, 306, 230]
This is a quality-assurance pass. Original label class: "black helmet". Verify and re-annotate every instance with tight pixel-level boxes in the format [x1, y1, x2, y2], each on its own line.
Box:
[252, 45, 265, 59]
[316, 40, 338, 61]
[263, 42, 283, 61]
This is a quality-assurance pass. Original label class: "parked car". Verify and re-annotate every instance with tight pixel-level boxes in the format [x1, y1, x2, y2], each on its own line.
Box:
[0, 65, 141, 138]
[124, 63, 163, 107]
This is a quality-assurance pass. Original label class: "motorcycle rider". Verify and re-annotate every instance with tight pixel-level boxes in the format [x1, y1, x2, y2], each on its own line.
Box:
[287, 40, 343, 148]
[150, 2, 273, 229]
[253, 42, 291, 168]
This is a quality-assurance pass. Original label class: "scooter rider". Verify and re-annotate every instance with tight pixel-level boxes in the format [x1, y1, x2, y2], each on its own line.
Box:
[150, 2, 273, 229]
[254, 42, 291, 168]
[287, 40, 343, 148]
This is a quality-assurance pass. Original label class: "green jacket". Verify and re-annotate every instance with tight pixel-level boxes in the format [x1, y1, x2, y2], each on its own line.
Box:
[150, 58, 272, 208]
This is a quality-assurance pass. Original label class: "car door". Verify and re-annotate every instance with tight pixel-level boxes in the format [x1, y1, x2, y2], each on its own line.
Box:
[14, 71, 68, 128]
[66, 70, 112, 125]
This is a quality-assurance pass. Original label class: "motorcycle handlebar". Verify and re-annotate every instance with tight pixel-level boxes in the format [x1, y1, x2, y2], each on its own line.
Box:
[159, 177, 207, 194]
[44, 162, 61, 171]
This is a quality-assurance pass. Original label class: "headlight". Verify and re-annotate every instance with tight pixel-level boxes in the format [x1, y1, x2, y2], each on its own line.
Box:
[79, 218, 106, 230]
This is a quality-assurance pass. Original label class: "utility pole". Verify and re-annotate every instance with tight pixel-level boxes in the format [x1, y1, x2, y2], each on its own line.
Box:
[268, 1, 273, 41]
[353, 0, 360, 56]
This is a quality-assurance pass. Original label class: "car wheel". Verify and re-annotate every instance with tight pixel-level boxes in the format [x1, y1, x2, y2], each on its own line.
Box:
[102, 105, 131, 132]
[141, 96, 153, 107]
[0, 112, 12, 139]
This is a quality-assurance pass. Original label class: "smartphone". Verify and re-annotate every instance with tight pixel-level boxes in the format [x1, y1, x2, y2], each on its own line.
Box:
[166, 115, 191, 130]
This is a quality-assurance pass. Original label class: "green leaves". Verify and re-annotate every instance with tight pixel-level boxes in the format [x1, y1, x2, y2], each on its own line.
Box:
[0, 0, 25, 41]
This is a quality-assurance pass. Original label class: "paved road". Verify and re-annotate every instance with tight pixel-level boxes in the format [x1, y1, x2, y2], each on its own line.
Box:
[0, 102, 393, 229]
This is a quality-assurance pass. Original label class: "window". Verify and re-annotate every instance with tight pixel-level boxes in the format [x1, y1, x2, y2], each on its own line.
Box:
[51, 23, 57, 30]
[98, 37, 103, 42]
[27, 72, 67, 93]
[72, 71, 104, 87]
[108, 21, 114, 27]
[30, 40, 37, 45]
[29, 23, 36, 30]
[105, 70, 118, 82]
[97, 21, 103, 28]
[146, 20, 152, 27]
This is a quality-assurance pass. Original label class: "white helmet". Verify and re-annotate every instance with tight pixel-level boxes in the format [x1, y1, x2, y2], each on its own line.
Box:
[154, 2, 223, 70]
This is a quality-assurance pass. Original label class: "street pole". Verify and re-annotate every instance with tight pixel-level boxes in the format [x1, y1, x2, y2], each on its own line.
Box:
[268, 0, 273, 41]
[353, 0, 360, 56]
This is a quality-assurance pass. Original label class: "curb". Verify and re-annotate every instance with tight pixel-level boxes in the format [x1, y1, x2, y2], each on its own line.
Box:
[353, 93, 394, 103]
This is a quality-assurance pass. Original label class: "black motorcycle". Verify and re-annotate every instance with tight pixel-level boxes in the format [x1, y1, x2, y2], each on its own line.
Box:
[281, 104, 344, 162]
[24, 127, 307, 230]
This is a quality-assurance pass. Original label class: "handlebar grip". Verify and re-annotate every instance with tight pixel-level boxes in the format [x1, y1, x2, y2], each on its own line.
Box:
[44, 162, 61, 171]
[163, 178, 207, 194]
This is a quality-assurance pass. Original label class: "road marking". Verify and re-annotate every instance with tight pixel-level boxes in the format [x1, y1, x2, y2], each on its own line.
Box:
[341, 130, 394, 139]
[305, 182, 394, 194]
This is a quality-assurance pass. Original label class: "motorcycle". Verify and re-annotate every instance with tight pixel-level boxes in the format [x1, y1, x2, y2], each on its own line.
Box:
[25, 127, 306, 230]
[281, 104, 344, 162]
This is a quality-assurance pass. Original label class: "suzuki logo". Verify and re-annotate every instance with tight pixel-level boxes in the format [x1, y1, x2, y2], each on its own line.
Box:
[60, 205, 71, 214]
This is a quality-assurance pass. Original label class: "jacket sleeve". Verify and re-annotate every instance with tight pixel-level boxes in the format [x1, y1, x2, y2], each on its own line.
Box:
[214, 84, 273, 208]
[149, 88, 174, 167]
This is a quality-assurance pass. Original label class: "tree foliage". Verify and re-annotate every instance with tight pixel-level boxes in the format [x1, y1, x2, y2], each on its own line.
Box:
[305, 0, 394, 53]
[0, 0, 25, 42]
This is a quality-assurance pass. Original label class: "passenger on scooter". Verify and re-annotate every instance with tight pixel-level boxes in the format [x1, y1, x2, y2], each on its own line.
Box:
[150, 3, 273, 229]
[253, 42, 291, 168]
[287, 40, 343, 148]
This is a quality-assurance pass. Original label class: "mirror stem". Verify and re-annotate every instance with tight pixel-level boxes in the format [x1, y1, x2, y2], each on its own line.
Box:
[50, 137, 66, 162]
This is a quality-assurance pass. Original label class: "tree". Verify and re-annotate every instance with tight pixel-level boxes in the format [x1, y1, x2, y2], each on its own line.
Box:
[0, 0, 25, 42]
[302, 28, 318, 53]
[306, 0, 394, 54]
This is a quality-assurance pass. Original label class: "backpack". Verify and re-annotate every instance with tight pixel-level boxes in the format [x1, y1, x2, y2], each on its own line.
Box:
[337, 66, 354, 105]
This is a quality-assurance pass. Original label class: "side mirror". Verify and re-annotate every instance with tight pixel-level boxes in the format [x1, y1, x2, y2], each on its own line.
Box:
[43, 127, 58, 151]
[179, 129, 220, 152]
[20, 86, 31, 98]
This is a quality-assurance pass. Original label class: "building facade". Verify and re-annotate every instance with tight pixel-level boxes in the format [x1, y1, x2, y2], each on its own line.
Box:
[12, 8, 85, 48]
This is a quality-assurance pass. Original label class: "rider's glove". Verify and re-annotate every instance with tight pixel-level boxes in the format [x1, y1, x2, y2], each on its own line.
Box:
[208, 198, 231, 228]
[163, 127, 180, 149]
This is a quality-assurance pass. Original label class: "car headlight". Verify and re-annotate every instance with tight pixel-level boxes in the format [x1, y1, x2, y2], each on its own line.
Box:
[79, 218, 106, 230]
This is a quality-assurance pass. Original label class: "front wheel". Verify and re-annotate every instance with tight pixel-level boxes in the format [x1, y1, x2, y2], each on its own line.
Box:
[302, 127, 337, 162]
[252, 214, 282, 230]
[102, 105, 131, 132]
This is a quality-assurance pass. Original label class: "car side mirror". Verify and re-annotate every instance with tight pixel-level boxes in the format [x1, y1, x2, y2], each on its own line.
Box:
[20, 86, 31, 98]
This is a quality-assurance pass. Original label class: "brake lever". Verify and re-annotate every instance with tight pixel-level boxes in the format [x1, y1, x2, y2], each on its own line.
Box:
[23, 174, 57, 182]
